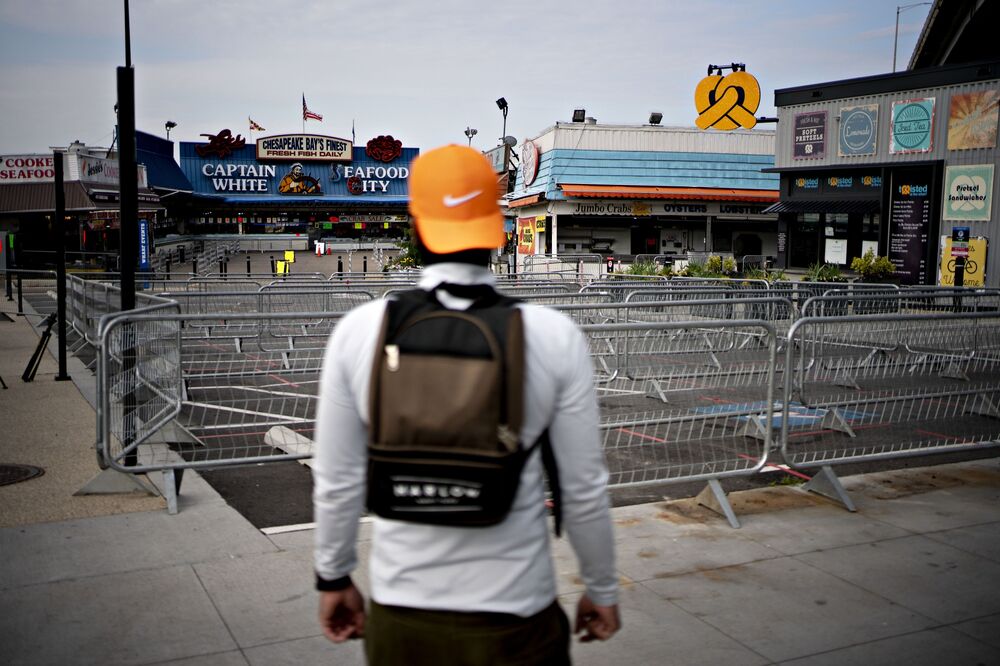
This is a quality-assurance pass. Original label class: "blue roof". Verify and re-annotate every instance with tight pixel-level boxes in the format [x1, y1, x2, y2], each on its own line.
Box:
[217, 195, 408, 205]
[136, 131, 192, 192]
[512, 149, 778, 201]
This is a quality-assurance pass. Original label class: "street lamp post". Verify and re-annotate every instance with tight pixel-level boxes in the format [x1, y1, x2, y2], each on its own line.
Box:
[464, 126, 477, 146]
[893, 3, 931, 72]
[165, 120, 177, 140]
[496, 97, 508, 144]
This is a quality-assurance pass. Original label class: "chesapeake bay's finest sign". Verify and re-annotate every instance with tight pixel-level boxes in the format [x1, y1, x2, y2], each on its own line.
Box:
[256, 134, 352, 162]
[838, 104, 878, 156]
[943, 164, 994, 222]
[793, 111, 827, 159]
[890, 98, 935, 154]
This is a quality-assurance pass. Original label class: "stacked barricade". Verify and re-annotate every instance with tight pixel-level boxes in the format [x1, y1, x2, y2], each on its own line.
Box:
[777, 305, 1000, 509]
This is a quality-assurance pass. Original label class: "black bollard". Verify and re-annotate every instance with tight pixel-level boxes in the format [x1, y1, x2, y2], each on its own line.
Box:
[337, 256, 343, 273]
[179, 245, 185, 263]
[165, 256, 171, 277]
[219, 259, 225, 277]
[270, 255, 276, 276]
[246, 254, 251, 276]
[193, 257, 198, 275]
[363, 255, 367, 272]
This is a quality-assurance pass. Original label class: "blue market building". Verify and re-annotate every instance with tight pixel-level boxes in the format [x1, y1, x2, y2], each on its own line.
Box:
[175, 131, 416, 243]
[505, 120, 779, 263]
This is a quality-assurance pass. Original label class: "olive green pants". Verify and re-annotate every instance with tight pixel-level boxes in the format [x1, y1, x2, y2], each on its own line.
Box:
[365, 599, 571, 666]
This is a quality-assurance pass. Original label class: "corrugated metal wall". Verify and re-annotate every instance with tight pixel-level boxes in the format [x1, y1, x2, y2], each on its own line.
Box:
[774, 75, 1000, 286]
[510, 125, 777, 200]
[774, 78, 1000, 169]
[550, 124, 775, 155]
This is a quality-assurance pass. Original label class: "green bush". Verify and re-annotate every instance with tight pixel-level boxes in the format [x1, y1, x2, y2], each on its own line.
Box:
[744, 267, 787, 283]
[850, 249, 895, 281]
[802, 262, 846, 282]
[626, 260, 658, 275]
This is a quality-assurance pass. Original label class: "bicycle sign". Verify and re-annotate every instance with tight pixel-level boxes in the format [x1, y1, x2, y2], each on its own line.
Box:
[939, 235, 987, 287]
[947, 257, 976, 273]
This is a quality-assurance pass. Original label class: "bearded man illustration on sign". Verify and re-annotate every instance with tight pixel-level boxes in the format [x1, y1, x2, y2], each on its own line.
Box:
[279, 163, 321, 194]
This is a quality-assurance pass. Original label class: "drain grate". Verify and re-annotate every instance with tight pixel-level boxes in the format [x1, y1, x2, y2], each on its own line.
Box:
[0, 464, 45, 486]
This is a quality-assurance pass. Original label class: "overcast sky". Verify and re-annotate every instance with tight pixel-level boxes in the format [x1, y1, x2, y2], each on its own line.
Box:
[0, 0, 932, 156]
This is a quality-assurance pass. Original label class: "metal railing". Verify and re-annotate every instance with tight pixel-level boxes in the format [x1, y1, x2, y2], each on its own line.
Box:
[78, 280, 1000, 520]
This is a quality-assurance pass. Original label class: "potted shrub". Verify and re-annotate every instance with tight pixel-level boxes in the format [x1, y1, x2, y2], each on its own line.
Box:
[850, 249, 898, 313]
[850, 249, 896, 282]
[800, 263, 848, 314]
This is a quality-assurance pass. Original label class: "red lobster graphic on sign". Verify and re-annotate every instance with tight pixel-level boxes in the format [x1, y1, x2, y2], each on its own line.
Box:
[196, 129, 246, 158]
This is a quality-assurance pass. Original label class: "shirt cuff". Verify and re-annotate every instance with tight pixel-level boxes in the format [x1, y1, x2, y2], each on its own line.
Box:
[315, 573, 353, 592]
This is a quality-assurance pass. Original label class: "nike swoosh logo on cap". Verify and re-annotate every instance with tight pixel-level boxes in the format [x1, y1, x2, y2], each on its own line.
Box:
[442, 190, 482, 207]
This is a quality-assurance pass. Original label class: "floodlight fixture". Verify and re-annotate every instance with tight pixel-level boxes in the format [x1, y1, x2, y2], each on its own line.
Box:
[572, 109, 586, 122]
[648, 112, 663, 125]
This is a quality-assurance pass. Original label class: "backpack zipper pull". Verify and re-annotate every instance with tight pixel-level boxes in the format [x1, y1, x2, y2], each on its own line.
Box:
[385, 344, 400, 372]
[497, 425, 519, 452]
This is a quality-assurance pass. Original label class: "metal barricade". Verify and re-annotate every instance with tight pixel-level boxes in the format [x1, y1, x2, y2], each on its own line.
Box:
[779, 310, 1000, 510]
[584, 319, 778, 527]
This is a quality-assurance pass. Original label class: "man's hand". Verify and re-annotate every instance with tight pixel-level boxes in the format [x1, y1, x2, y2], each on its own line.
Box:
[574, 594, 621, 642]
[318, 584, 366, 643]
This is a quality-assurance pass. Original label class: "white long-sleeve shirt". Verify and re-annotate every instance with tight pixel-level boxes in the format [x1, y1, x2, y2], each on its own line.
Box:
[312, 262, 618, 616]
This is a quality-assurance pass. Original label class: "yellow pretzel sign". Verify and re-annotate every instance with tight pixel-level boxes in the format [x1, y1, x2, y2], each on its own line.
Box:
[695, 71, 761, 130]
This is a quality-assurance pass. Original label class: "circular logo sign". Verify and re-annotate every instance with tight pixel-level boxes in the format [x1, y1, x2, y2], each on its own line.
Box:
[521, 140, 539, 186]
[893, 102, 932, 150]
[841, 109, 875, 152]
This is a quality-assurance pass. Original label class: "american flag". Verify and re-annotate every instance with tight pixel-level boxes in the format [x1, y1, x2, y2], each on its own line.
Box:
[249, 117, 265, 132]
[302, 95, 323, 122]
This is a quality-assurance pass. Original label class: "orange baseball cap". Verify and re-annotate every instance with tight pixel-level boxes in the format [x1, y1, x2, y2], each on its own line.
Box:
[408, 144, 505, 254]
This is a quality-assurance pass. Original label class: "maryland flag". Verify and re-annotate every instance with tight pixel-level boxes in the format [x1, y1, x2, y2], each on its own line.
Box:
[249, 117, 265, 132]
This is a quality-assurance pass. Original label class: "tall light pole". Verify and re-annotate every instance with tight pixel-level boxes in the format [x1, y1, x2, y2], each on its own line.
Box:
[496, 97, 508, 144]
[893, 3, 931, 72]
[464, 126, 477, 146]
[165, 120, 177, 140]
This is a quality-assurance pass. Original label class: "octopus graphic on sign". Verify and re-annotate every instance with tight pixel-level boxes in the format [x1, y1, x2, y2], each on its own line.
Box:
[694, 68, 760, 131]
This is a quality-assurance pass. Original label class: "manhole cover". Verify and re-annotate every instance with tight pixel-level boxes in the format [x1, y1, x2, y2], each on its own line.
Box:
[0, 464, 45, 486]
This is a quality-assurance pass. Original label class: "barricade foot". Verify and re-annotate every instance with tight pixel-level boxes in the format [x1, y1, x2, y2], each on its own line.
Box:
[696, 478, 740, 528]
[965, 394, 1000, 419]
[645, 379, 669, 403]
[162, 468, 184, 515]
[738, 414, 769, 440]
[74, 468, 160, 496]
[820, 408, 856, 437]
[264, 425, 315, 467]
[801, 465, 856, 512]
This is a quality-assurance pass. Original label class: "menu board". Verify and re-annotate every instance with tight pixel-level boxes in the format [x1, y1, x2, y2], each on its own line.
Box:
[888, 176, 932, 284]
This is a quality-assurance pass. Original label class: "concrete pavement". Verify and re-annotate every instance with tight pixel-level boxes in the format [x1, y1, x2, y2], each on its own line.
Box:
[2, 298, 1000, 665]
